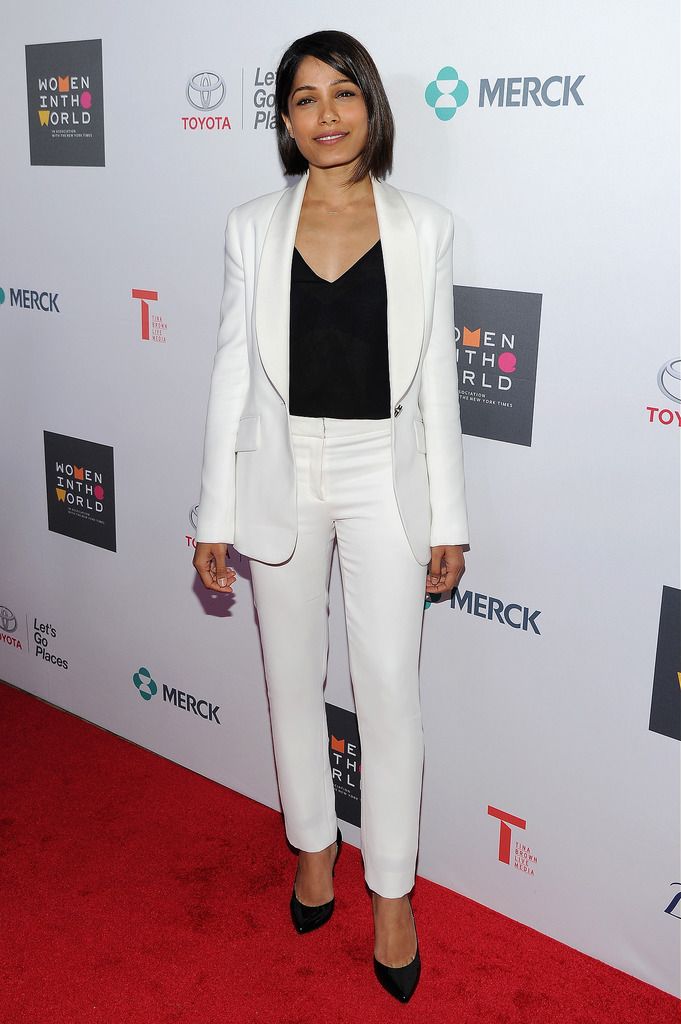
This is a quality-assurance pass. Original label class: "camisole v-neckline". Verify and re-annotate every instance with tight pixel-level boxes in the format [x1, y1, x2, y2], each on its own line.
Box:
[293, 239, 382, 285]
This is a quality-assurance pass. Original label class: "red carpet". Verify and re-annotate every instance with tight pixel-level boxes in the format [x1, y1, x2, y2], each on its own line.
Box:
[0, 679, 677, 1023]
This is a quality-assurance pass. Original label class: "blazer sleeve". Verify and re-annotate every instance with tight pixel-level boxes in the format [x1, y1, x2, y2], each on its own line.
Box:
[419, 208, 470, 547]
[194, 207, 250, 544]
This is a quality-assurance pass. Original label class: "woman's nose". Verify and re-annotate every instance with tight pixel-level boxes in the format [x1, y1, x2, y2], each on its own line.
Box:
[318, 99, 339, 123]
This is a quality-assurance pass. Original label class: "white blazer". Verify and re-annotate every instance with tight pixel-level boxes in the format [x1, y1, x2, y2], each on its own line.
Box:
[195, 168, 469, 566]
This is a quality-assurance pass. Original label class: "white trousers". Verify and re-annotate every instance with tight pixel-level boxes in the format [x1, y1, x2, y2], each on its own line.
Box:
[249, 414, 427, 898]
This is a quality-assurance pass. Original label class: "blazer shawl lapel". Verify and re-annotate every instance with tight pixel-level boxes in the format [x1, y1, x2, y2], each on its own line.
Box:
[254, 168, 425, 410]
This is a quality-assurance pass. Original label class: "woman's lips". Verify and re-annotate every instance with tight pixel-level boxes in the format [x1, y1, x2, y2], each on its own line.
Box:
[314, 132, 348, 145]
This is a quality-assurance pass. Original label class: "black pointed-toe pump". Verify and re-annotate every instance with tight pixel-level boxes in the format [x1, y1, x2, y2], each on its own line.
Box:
[372, 898, 421, 1003]
[290, 826, 343, 934]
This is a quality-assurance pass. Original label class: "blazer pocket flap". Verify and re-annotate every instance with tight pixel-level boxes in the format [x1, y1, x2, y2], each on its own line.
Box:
[413, 417, 427, 453]
[234, 414, 260, 451]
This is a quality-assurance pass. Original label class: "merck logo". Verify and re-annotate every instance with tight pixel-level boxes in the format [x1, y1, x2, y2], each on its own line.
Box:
[452, 589, 542, 634]
[425, 64, 585, 121]
[425, 67, 469, 121]
[132, 666, 221, 724]
[0, 286, 60, 312]
[664, 886, 681, 919]
[480, 76, 584, 107]
[133, 666, 157, 701]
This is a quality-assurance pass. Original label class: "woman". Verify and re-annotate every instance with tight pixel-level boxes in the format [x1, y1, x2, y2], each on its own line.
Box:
[193, 29, 469, 1003]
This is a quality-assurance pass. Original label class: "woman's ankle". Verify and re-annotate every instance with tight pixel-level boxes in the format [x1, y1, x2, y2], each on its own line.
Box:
[372, 891, 410, 904]
[299, 839, 336, 863]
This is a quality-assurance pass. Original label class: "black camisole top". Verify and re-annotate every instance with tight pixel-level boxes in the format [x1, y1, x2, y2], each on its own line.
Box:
[289, 238, 391, 418]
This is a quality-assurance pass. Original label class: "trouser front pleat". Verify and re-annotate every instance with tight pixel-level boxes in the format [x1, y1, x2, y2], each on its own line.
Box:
[249, 414, 427, 898]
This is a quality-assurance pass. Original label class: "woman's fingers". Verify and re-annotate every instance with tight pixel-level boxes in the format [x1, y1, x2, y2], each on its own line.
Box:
[425, 545, 465, 594]
[215, 561, 232, 587]
[426, 545, 445, 591]
[193, 542, 236, 593]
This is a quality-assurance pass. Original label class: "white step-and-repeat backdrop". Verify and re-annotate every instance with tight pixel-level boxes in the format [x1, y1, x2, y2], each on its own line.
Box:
[1, 1, 679, 999]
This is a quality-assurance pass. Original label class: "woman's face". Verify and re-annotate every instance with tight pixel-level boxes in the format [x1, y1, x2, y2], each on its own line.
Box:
[282, 55, 369, 171]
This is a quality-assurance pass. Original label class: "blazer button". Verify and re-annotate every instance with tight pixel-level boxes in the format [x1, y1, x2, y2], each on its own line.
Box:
[394, 403, 403, 416]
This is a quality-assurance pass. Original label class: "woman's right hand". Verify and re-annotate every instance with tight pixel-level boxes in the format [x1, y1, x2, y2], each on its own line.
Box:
[193, 542, 237, 593]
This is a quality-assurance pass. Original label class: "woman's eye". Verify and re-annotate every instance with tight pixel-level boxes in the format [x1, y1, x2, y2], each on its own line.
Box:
[296, 90, 355, 106]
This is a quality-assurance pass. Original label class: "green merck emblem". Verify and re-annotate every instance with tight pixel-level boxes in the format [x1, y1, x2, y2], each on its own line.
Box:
[133, 666, 157, 701]
[425, 67, 469, 121]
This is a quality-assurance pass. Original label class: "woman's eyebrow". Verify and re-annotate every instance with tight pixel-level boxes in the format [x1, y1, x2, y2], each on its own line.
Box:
[291, 78, 354, 97]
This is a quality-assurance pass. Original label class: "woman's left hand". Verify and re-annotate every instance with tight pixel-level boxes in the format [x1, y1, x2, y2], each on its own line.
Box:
[426, 545, 465, 594]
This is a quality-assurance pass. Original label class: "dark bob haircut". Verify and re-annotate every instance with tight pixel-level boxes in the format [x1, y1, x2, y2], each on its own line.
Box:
[275, 29, 395, 185]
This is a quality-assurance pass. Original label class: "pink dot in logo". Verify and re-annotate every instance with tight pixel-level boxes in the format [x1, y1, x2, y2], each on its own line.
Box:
[94, 485, 105, 500]
[81, 91, 92, 110]
[498, 352, 517, 373]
